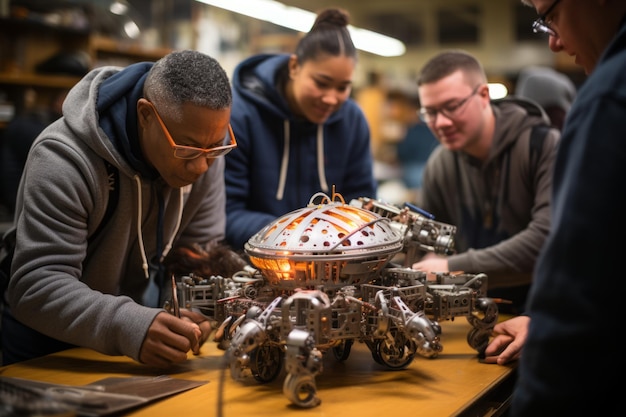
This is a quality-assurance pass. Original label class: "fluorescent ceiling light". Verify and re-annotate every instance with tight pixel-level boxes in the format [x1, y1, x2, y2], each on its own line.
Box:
[109, 0, 129, 15]
[195, 0, 406, 57]
[488, 83, 508, 100]
[123, 20, 141, 39]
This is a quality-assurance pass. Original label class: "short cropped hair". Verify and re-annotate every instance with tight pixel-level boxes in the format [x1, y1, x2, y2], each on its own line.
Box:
[144, 50, 232, 120]
[417, 50, 487, 87]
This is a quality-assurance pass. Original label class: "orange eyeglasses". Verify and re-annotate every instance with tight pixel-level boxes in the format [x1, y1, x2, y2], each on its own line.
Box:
[146, 100, 237, 159]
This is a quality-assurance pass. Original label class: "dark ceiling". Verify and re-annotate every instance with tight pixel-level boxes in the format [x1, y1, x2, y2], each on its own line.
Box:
[276, 0, 542, 47]
[10, 1, 543, 48]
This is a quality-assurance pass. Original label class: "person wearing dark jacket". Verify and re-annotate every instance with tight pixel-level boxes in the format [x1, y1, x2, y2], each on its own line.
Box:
[224, 8, 377, 250]
[482, 1, 626, 416]
[411, 50, 560, 314]
[2, 50, 233, 366]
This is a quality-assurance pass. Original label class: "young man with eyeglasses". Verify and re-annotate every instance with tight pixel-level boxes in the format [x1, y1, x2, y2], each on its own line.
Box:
[411, 50, 561, 315]
[1, 50, 233, 366]
[481, 1, 626, 416]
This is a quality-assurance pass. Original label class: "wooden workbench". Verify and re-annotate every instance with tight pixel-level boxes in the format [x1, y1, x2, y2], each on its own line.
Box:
[0, 318, 516, 416]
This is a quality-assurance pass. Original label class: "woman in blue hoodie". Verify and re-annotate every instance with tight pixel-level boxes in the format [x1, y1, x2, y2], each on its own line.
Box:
[225, 8, 377, 250]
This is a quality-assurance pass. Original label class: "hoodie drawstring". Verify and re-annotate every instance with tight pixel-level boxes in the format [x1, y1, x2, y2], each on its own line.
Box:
[133, 175, 184, 279]
[276, 120, 290, 200]
[316, 124, 328, 193]
[134, 175, 149, 279]
[276, 121, 329, 200]
[160, 187, 184, 261]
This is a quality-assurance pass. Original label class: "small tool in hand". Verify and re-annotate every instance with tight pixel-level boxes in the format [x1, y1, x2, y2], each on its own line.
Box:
[171, 274, 180, 318]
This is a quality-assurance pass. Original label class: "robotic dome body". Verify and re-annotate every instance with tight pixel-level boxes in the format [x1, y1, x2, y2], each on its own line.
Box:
[244, 193, 404, 290]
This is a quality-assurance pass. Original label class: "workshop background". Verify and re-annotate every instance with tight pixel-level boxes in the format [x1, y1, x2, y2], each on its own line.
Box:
[0, 0, 583, 224]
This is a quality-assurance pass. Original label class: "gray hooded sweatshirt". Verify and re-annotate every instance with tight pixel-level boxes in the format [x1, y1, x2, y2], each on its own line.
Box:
[421, 98, 559, 290]
[5, 64, 225, 362]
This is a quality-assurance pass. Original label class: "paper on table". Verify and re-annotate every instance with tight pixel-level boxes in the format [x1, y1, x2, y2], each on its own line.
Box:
[0, 375, 207, 416]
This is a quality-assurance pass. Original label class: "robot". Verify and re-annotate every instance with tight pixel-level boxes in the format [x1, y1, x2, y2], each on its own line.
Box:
[166, 192, 498, 408]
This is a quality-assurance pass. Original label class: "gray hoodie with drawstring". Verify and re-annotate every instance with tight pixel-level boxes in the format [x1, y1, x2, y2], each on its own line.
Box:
[4, 63, 226, 363]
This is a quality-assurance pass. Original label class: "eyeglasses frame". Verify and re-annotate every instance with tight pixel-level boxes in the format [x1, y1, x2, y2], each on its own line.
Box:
[420, 84, 483, 124]
[532, 0, 561, 37]
[146, 99, 237, 159]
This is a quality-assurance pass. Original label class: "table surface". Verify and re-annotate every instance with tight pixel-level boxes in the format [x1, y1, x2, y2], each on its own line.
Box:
[0, 318, 516, 417]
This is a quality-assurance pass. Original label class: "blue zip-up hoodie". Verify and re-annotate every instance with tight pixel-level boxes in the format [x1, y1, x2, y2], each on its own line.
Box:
[225, 54, 376, 249]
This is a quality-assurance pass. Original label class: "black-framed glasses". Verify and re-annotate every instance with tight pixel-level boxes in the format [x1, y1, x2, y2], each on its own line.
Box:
[532, 0, 561, 37]
[420, 85, 482, 124]
[146, 100, 237, 159]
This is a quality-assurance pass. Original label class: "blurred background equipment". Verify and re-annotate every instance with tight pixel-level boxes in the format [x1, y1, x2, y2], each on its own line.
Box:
[515, 66, 576, 131]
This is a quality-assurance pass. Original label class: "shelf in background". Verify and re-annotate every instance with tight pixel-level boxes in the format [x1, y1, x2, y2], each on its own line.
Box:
[91, 36, 171, 62]
[0, 73, 81, 89]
